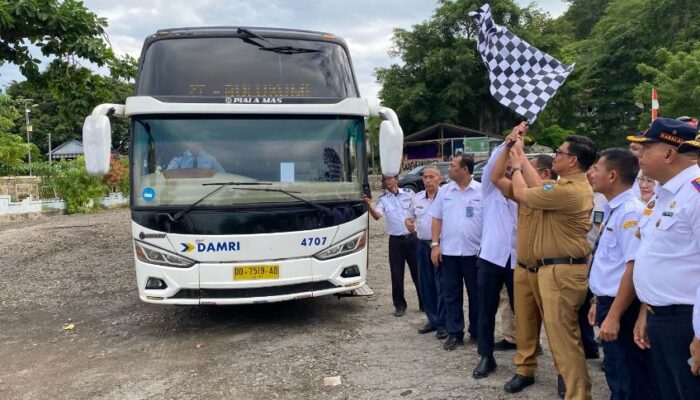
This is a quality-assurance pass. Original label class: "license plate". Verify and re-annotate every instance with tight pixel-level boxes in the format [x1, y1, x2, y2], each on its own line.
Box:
[233, 265, 279, 281]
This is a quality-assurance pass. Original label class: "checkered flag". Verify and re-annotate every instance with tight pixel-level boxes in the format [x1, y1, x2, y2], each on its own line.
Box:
[469, 4, 574, 123]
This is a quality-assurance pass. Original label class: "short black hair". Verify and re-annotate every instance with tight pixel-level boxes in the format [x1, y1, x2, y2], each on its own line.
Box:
[564, 135, 597, 170]
[455, 154, 475, 174]
[532, 154, 558, 180]
[598, 148, 639, 186]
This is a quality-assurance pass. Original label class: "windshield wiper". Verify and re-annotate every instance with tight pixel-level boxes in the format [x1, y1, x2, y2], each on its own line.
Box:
[170, 181, 331, 221]
[237, 28, 320, 55]
[259, 46, 320, 55]
[228, 186, 333, 216]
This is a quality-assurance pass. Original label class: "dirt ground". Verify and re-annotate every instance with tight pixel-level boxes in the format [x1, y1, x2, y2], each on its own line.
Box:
[0, 208, 608, 399]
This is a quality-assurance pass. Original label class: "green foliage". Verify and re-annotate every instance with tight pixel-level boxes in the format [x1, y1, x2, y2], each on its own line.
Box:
[377, 0, 575, 136]
[0, 0, 113, 79]
[5, 60, 135, 154]
[634, 46, 700, 127]
[378, 0, 700, 150]
[47, 157, 107, 214]
[0, 132, 31, 170]
[535, 124, 574, 149]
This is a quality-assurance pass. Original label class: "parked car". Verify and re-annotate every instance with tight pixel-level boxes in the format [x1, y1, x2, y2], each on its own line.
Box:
[471, 160, 488, 182]
[398, 162, 451, 192]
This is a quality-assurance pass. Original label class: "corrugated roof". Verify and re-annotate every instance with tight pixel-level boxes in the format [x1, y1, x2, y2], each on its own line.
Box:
[49, 139, 84, 157]
[404, 123, 500, 142]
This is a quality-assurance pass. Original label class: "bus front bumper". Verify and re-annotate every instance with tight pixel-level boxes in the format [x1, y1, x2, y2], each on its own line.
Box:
[136, 247, 367, 305]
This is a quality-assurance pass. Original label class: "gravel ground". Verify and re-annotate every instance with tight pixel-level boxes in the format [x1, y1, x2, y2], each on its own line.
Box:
[0, 208, 608, 399]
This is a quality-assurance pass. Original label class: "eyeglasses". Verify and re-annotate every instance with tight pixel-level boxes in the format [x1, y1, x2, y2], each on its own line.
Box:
[637, 176, 655, 185]
[554, 149, 575, 157]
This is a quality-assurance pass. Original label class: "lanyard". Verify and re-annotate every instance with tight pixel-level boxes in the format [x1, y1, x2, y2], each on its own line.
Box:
[589, 207, 617, 271]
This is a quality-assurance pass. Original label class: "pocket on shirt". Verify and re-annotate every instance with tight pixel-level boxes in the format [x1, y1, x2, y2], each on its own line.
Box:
[657, 217, 677, 231]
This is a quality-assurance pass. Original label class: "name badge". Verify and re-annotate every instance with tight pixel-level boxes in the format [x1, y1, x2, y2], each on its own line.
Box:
[593, 211, 604, 224]
[466, 206, 474, 218]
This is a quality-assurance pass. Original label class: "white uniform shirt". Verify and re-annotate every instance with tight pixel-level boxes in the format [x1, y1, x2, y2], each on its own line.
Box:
[374, 188, 414, 236]
[478, 144, 517, 268]
[695, 286, 700, 339]
[407, 190, 437, 241]
[633, 165, 700, 306]
[429, 179, 483, 256]
[589, 189, 644, 297]
[587, 192, 609, 246]
[633, 170, 642, 201]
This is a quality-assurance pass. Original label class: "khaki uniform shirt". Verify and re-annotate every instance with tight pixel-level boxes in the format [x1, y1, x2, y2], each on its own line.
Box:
[516, 203, 542, 267]
[524, 172, 594, 260]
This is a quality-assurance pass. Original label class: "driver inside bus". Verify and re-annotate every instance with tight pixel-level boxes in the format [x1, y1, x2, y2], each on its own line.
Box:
[166, 141, 225, 173]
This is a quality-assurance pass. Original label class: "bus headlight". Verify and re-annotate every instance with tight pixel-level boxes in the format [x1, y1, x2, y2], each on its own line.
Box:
[134, 240, 196, 268]
[314, 231, 366, 260]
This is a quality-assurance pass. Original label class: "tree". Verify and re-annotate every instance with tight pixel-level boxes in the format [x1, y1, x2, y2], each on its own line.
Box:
[0, 93, 32, 171]
[634, 46, 700, 127]
[376, 0, 575, 137]
[0, 0, 114, 79]
[5, 59, 135, 153]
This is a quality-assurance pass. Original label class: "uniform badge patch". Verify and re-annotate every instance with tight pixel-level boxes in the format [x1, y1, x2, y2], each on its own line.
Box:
[693, 178, 700, 193]
[543, 184, 554, 191]
[622, 220, 638, 230]
[643, 209, 652, 216]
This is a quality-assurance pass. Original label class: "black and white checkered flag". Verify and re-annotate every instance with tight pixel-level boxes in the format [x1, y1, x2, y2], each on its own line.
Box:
[469, 4, 574, 123]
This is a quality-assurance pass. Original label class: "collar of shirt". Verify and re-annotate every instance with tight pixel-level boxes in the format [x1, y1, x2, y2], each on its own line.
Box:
[658, 165, 700, 197]
[604, 188, 635, 214]
[559, 171, 588, 184]
[446, 179, 479, 193]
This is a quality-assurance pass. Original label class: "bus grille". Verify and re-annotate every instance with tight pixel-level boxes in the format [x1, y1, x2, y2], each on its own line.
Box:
[169, 281, 338, 299]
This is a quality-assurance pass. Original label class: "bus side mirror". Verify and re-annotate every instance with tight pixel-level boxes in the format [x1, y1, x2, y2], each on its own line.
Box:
[377, 107, 404, 177]
[82, 114, 112, 176]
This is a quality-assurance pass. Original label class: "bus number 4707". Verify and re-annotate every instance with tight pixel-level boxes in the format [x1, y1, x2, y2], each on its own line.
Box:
[301, 237, 327, 246]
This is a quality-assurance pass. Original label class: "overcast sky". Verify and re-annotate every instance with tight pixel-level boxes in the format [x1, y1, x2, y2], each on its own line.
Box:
[0, 0, 569, 105]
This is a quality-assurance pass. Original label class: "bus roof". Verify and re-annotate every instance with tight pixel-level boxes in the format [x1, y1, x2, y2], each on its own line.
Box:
[148, 26, 349, 48]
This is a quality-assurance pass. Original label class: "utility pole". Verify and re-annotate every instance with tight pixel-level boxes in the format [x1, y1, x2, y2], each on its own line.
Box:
[24, 98, 33, 176]
[48, 131, 52, 165]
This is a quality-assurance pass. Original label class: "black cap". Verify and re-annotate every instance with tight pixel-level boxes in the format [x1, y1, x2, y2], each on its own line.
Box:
[627, 117, 697, 147]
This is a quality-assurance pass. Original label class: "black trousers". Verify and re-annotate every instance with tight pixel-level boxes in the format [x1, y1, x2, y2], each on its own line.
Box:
[596, 297, 659, 400]
[476, 257, 514, 357]
[647, 306, 700, 400]
[441, 255, 479, 340]
[388, 234, 420, 310]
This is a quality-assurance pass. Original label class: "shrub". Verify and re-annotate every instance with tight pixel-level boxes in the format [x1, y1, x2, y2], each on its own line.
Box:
[51, 157, 108, 214]
[104, 156, 129, 195]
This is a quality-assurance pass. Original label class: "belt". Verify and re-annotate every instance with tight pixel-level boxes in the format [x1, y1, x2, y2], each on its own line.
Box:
[390, 233, 415, 240]
[420, 239, 432, 246]
[517, 262, 539, 273]
[536, 256, 588, 267]
[647, 304, 693, 316]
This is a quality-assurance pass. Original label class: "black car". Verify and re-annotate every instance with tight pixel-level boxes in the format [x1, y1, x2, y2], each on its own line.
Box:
[471, 160, 488, 182]
[398, 162, 450, 192]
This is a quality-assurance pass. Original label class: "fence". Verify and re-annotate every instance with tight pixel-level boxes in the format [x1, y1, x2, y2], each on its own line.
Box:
[0, 176, 40, 201]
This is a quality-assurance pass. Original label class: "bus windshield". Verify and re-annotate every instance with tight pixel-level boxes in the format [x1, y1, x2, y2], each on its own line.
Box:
[131, 116, 365, 207]
[137, 37, 358, 99]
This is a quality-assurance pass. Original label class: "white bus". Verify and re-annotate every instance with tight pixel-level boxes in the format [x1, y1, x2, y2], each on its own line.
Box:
[82, 27, 404, 305]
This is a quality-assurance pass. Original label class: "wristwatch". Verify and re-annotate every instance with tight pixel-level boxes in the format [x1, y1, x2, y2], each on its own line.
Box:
[430, 242, 440, 248]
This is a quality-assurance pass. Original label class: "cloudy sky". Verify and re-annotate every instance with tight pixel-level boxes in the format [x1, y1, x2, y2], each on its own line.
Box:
[0, 0, 568, 105]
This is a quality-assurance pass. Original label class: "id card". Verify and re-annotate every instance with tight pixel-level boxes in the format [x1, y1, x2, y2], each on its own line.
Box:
[466, 206, 474, 218]
[593, 211, 604, 224]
